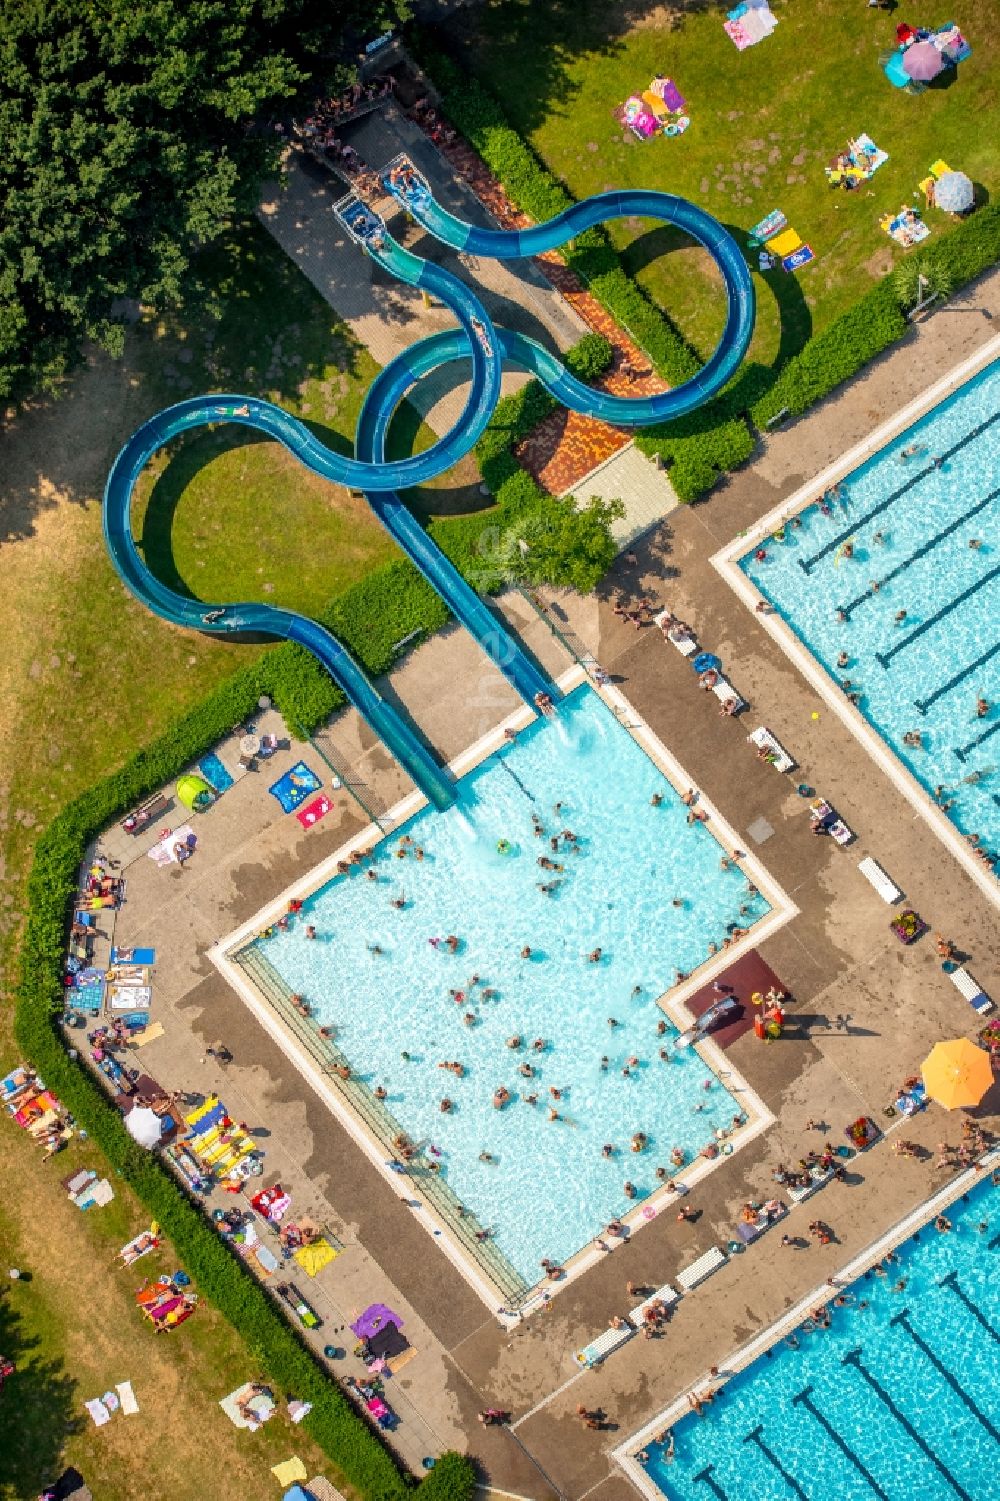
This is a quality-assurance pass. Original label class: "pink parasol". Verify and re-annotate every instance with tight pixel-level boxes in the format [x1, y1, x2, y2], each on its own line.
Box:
[902, 42, 945, 82]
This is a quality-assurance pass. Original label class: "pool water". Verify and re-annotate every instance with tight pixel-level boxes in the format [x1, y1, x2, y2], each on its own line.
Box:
[253, 686, 770, 1285]
[641, 1176, 1000, 1500]
[740, 360, 1000, 873]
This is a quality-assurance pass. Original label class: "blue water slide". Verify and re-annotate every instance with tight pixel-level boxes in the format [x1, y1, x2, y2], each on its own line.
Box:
[355, 336, 561, 711]
[383, 181, 754, 420]
[102, 429, 458, 811]
[104, 175, 755, 811]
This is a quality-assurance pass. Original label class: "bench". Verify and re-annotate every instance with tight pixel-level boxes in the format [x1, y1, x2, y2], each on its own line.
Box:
[748, 726, 795, 772]
[629, 1283, 680, 1326]
[950, 967, 993, 1016]
[676, 1245, 727, 1291]
[121, 792, 171, 835]
[572, 1322, 635, 1367]
[858, 857, 902, 903]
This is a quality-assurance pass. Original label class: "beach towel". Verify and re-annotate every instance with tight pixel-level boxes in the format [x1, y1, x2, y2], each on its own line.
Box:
[198, 752, 234, 792]
[269, 761, 322, 813]
[296, 793, 332, 829]
[106, 965, 148, 985]
[116, 1381, 139, 1415]
[271, 1458, 308, 1487]
[783, 245, 815, 272]
[882, 212, 931, 247]
[109, 985, 152, 1011]
[85, 1398, 111, 1427]
[131, 1022, 165, 1048]
[650, 76, 685, 111]
[749, 209, 787, 245]
[294, 1238, 339, 1276]
[853, 133, 888, 174]
[147, 824, 195, 867]
[766, 228, 802, 257]
[111, 947, 155, 964]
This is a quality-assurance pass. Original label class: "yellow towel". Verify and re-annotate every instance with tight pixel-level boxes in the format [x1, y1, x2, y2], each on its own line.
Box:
[766, 228, 803, 257]
[641, 91, 670, 119]
[294, 1239, 339, 1277]
[271, 1458, 308, 1486]
[132, 1022, 165, 1047]
[184, 1094, 219, 1128]
[930, 159, 951, 179]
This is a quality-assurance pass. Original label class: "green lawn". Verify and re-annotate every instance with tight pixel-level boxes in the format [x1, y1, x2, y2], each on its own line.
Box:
[445, 0, 998, 371]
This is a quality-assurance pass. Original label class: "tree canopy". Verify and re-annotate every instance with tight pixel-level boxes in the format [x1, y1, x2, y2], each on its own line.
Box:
[0, 0, 405, 403]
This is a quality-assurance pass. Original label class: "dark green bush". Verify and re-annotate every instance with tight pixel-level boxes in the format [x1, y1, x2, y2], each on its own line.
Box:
[418, 1452, 477, 1501]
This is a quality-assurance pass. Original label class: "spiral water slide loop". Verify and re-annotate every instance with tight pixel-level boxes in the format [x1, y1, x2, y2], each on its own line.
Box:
[104, 161, 754, 810]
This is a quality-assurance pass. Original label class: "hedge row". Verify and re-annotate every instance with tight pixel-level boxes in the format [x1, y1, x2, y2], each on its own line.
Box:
[750, 203, 1000, 428]
[415, 45, 756, 501]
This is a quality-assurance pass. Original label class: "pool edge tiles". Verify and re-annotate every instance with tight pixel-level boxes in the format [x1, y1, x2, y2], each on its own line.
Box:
[711, 337, 1000, 914]
[612, 1145, 1000, 1501]
[209, 665, 794, 1324]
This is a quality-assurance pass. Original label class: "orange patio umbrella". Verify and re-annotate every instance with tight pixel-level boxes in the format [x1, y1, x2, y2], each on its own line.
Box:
[921, 1038, 993, 1110]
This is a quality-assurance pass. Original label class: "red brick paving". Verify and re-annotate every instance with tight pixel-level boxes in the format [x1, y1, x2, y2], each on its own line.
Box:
[421, 125, 669, 492]
[682, 950, 792, 1051]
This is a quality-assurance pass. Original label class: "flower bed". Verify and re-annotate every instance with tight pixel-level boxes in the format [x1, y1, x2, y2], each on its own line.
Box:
[889, 909, 928, 945]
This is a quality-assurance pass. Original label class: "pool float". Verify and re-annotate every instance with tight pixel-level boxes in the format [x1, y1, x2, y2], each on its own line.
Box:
[496, 838, 513, 855]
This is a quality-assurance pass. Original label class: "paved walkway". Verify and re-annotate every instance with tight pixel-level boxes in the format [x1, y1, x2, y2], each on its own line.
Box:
[563, 442, 678, 547]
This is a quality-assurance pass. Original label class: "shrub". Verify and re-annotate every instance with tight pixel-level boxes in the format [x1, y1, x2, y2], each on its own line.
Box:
[418, 1452, 477, 1501]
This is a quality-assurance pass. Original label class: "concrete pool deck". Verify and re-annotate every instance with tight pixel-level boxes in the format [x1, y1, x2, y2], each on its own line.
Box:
[87, 272, 1000, 1499]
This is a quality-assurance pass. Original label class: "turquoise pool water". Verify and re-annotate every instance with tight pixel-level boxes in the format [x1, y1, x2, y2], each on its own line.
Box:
[252, 685, 770, 1285]
[641, 1176, 1000, 1500]
[740, 360, 1000, 874]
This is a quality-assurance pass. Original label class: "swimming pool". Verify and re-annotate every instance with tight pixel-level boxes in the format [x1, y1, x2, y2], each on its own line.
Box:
[738, 359, 1000, 875]
[244, 685, 772, 1289]
[636, 1174, 1000, 1500]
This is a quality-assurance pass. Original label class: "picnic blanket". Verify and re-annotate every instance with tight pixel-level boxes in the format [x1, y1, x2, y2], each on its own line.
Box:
[882, 210, 931, 248]
[826, 133, 888, 186]
[725, 0, 778, 49]
[269, 761, 322, 813]
[146, 824, 195, 867]
[296, 793, 332, 829]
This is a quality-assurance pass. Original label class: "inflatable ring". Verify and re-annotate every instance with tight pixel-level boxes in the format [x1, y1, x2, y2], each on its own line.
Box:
[676, 116, 691, 132]
[751, 991, 764, 1006]
[665, 123, 679, 137]
[496, 838, 512, 855]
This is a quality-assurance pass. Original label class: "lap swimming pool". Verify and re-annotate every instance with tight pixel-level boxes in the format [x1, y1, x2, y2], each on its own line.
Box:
[632, 1172, 1000, 1500]
[737, 359, 1000, 880]
[234, 684, 777, 1301]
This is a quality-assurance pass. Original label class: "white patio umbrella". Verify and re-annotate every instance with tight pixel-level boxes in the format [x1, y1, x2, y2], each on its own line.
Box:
[934, 171, 974, 214]
[125, 1105, 163, 1149]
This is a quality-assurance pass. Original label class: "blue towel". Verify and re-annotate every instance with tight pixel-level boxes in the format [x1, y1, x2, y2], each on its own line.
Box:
[269, 761, 322, 813]
[111, 947, 156, 964]
[199, 752, 234, 793]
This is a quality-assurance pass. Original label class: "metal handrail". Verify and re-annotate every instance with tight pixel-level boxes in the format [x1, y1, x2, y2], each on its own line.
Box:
[232, 943, 530, 1307]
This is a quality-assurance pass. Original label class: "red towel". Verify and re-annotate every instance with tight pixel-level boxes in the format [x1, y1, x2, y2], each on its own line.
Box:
[296, 794, 331, 829]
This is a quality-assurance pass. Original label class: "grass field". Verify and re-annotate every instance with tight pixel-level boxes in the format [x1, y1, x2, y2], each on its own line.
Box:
[446, 0, 999, 372]
[0, 216, 466, 1499]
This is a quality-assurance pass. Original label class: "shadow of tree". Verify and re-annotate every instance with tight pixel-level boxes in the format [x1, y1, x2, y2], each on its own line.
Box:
[0, 1288, 79, 1495]
[443, 0, 724, 135]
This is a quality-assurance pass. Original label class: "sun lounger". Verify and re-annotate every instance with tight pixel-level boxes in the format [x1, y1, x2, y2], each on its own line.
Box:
[950, 967, 994, 1015]
[787, 1167, 833, 1204]
[573, 1322, 635, 1367]
[748, 725, 796, 772]
[629, 1283, 680, 1325]
[655, 611, 699, 656]
[712, 676, 747, 713]
[858, 857, 902, 903]
[676, 1245, 727, 1290]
